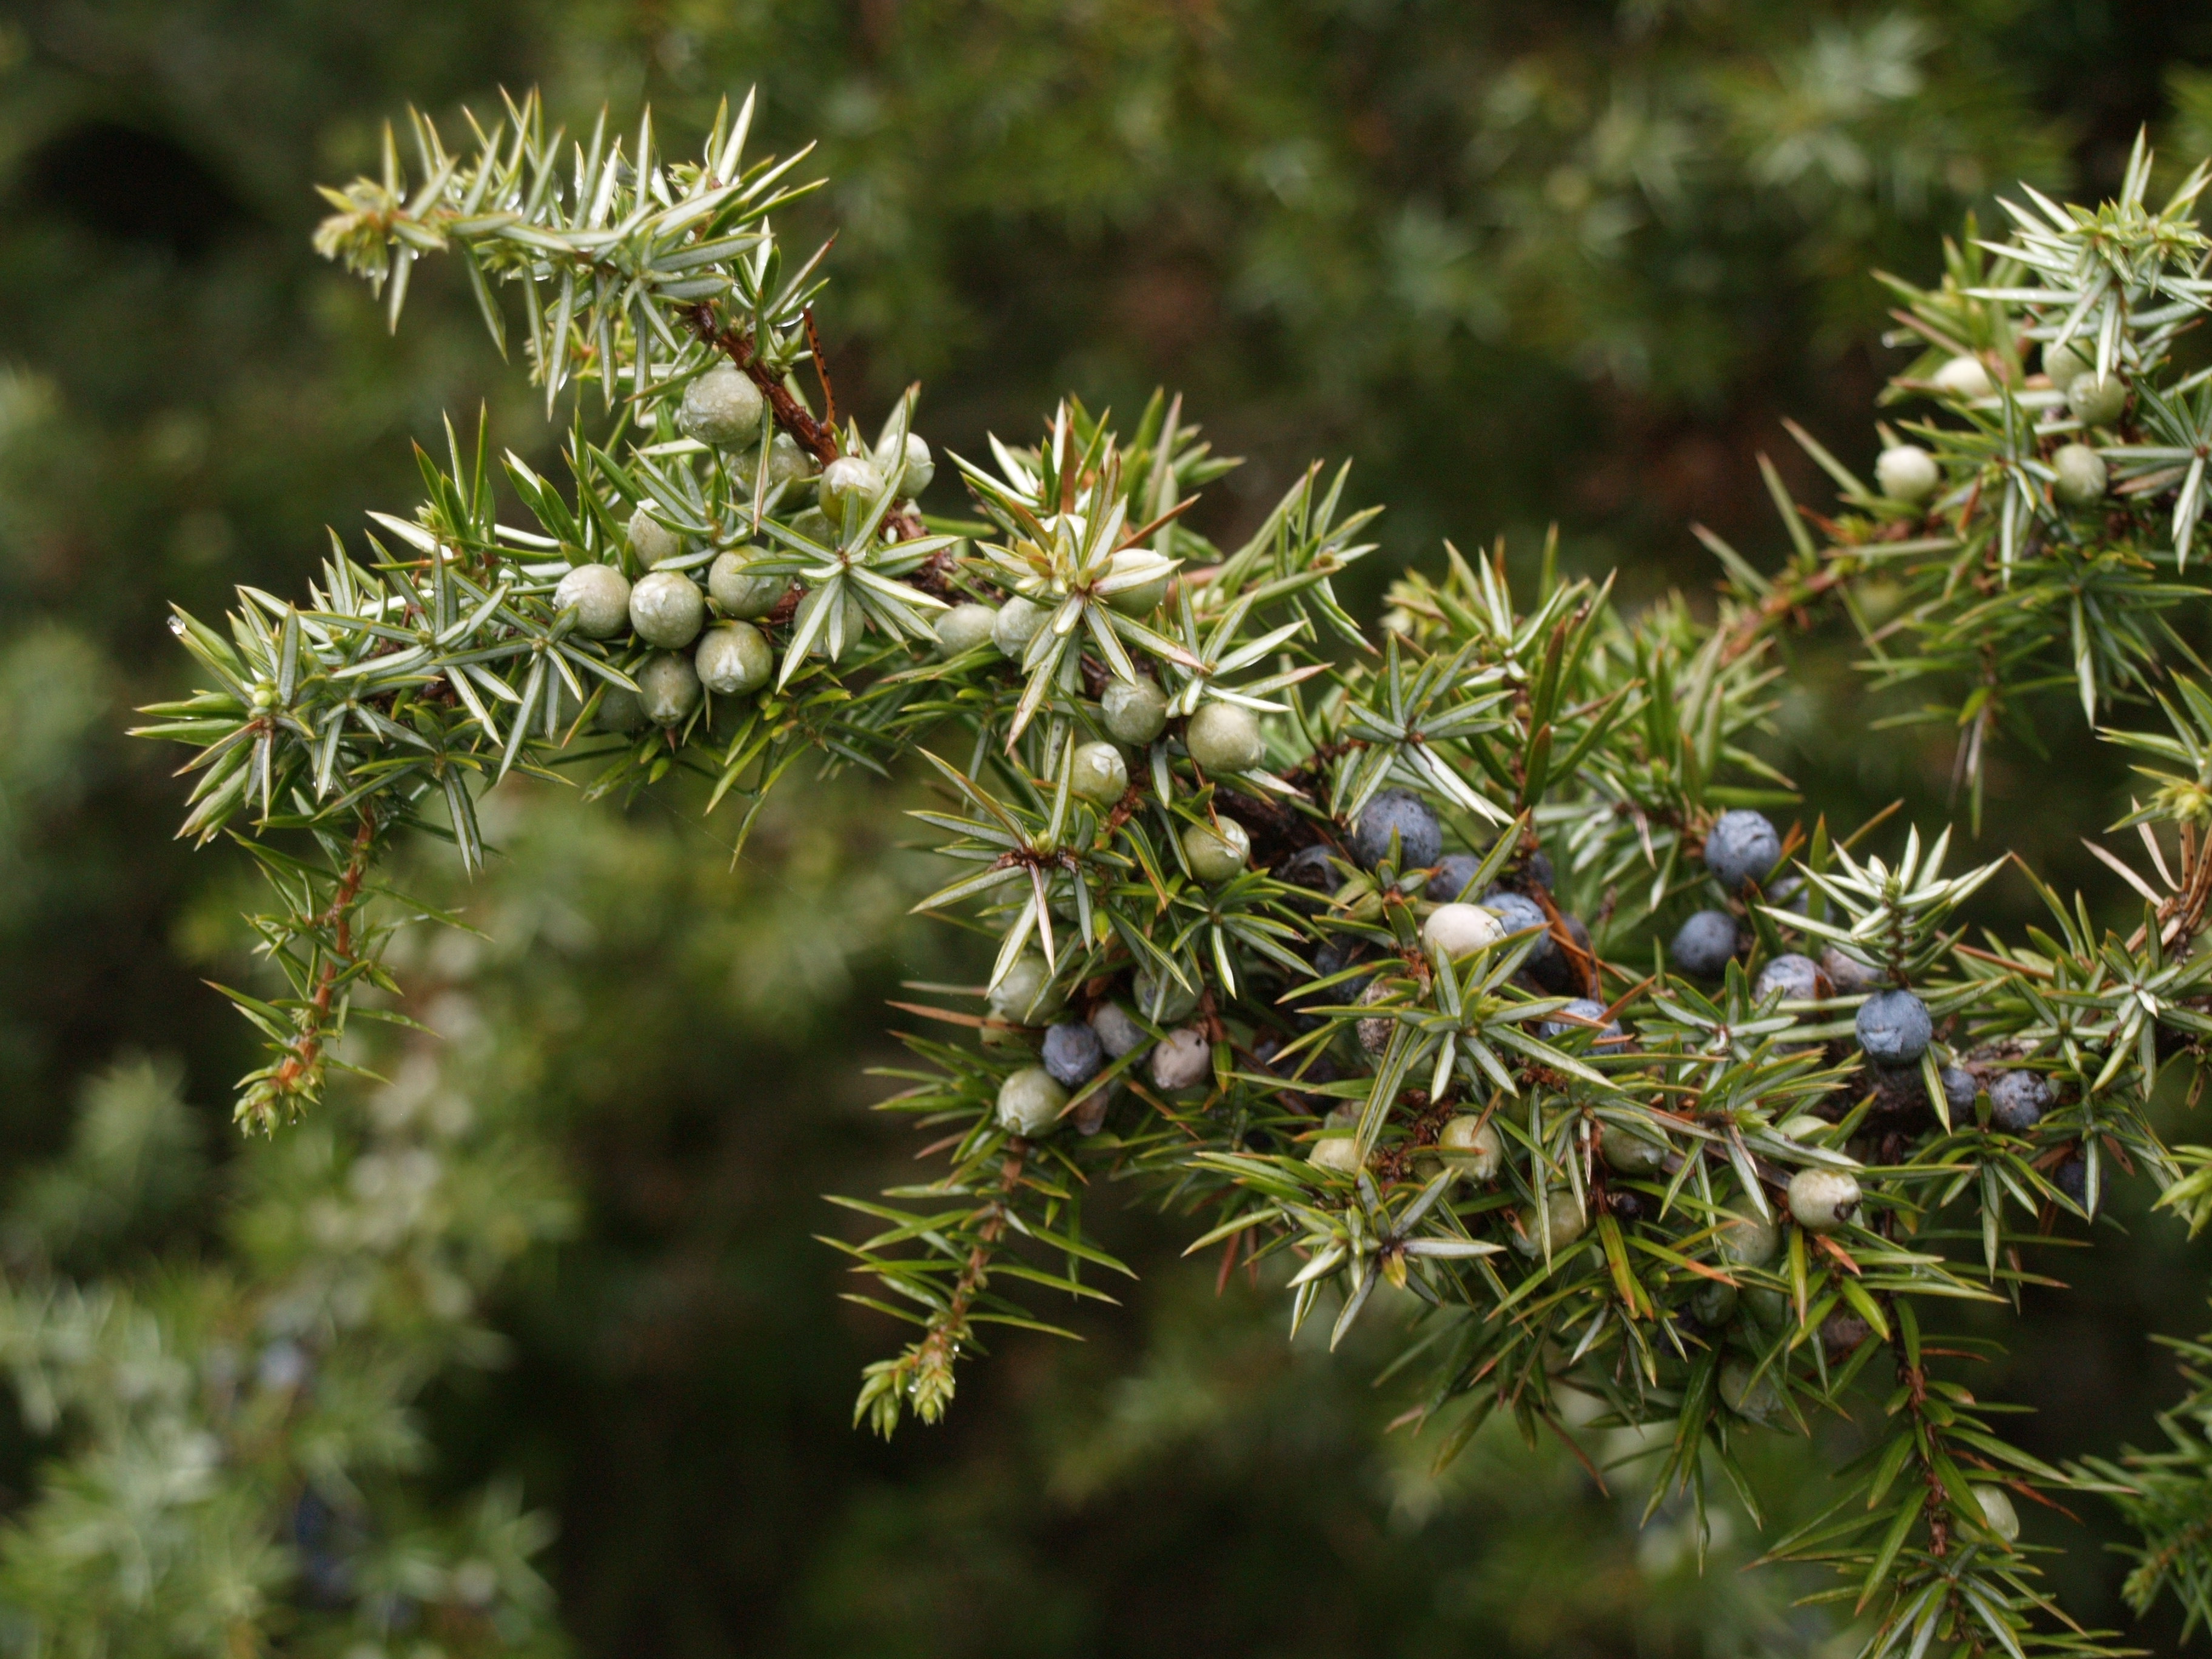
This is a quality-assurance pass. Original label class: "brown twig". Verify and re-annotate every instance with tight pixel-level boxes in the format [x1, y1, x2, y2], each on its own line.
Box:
[681, 302, 840, 464]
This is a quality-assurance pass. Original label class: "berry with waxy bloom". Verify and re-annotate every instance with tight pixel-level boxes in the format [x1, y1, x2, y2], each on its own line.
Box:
[1429, 852, 1482, 904]
[1131, 964, 1199, 1024]
[996, 1067, 1067, 1137]
[1856, 989, 1932, 1064]
[1041, 1021, 1105, 1088]
[1720, 1358, 1785, 1424]
[1435, 1114, 1501, 1179]
[1538, 997, 1620, 1044]
[1988, 1069, 2052, 1133]
[637, 652, 702, 726]
[708, 551, 782, 619]
[1101, 676, 1168, 745]
[989, 951, 1065, 1025]
[1276, 843, 1338, 908]
[595, 685, 648, 733]
[762, 431, 815, 490]
[1479, 890, 1553, 964]
[817, 454, 884, 528]
[1973, 1484, 2021, 1543]
[695, 623, 773, 695]
[1185, 700, 1264, 773]
[1088, 1001, 1148, 1059]
[553, 563, 632, 639]
[2052, 443, 2108, 507]
[1512, 1191, 1587, 1256]
[679, 363, 766, 446]
[1875, 444, 1940, 503]
[1704, 809, 1780, 892]
[1715, 1214, 1780, 1266]
[875, 430, 933, 495]
[1070, 741, 1128, 805]
[628, 503, 682, 566]
[1788, 1167, 1862, 1232]
[629, 571, 705, 648]
[1350, 788, 1441, 871]
[934, 602, 999, 657]
[1754, 953, 1828, 1003]
[1600, 1121, 1667, 1175]
[1822, 946, 1883, 994]
[2068, 370, 2128, 426]
[1670, 910, 1739, 978]
[1102, 548, 1175, 615]
[1931, 354, 1993, 398]
[2043, 338, 2092, 390]
[1181, 818, 1250, 882]
[992, 596, 1048, 659]
[1148, 1025, 1212, 1091]
[1423, 902, 1503, 960]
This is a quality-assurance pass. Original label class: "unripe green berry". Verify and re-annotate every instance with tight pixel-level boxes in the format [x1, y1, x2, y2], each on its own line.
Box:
[764, 432, 815, 491]
[935, 602, 1000, 658]
[988, 951, 1065, 1025]
[1718, 1357, 1785, 1424]
[1070, 741, 1128, 805]
[993, 596, 1049, 660]
[1185, 700, 1264, 773]
[629, 571, 705, 649]
[1512, 1191, 1587, 1256]
[818, 455, 884, 528]
[1786, 1166, 1862, 1232]
[1972, 1484, 2020, 1543]
[1874, 444, 1940, 504]
[1600, 1121, 1667, 1175]
[1423, 902, 1504, 960]
[2051, 442, 2108, 507]
[1931, 354, 1993, 399]
[694, 622, 773, 695]
[996, 1066, 1067, 1137]
[1102, 548, 1175, 616]
[553, 563, 632, 640]
[627, 503, 683, 567]
[2068, 371, 2128, 426]
[876, 431, 933, 495]
[595, 685, 647, 732]
[1131, 964, 1199, 1024]
[2043, 338, 2092, 390]
[1101, 677, 1168, 745]
[636, 651, 702, 726]
[789, 508, 836, 545]
[707, 551, 782, 620]
[1715, 1214, 1780, 1267]
[1308, 1134, 1361, 1174]
[1436, 1114, 1501, 1179]
[679, 364, 766, 447]
[1181, 818, 1250, 883]
[1148, 1025, 1213, 1091]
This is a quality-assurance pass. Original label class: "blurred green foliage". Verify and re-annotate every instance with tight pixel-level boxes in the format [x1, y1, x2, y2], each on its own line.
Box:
[1, 0, 2211, 1652]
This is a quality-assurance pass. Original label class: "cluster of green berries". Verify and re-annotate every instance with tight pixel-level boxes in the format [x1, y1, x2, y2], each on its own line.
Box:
[1873, 338, 2123, 515]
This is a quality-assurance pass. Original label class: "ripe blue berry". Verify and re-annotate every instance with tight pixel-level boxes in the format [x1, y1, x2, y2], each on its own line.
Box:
[2055, 1157, 2088, 1205]
[1041, 1020, 1105, 1088]
[1822, 946, 1883, 994]
[1350, 788, 1441, 871]
[1704, 809, 1781, 893]
[1539, 997, 1620, 1044]
[1669, 910, 1740, 979]
[1987, 1070, 2051, 1133]
[1941, 1066, 1979, 1115]
[1754, 953, 1828, 1003]
[1480, 890, 1554, 965]
[1429, 853, 1481, 904]
[1855, 989, 1931, 1065]
[1276, 843, 1338, 906]
[1089, 1001, 1148, 1059]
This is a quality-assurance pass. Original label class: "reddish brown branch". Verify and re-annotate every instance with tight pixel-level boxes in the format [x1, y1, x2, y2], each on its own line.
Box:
[682, 303, 841, 464]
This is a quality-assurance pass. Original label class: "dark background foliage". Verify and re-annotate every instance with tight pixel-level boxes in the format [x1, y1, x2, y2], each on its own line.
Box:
[4, 1, 2212, 1652]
